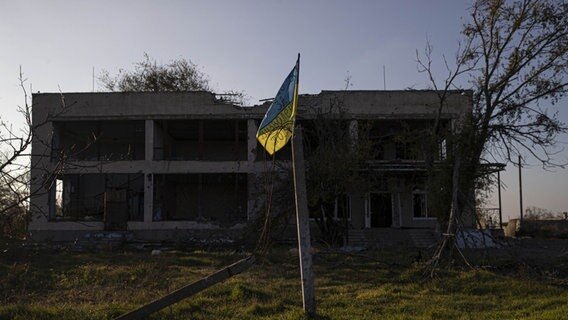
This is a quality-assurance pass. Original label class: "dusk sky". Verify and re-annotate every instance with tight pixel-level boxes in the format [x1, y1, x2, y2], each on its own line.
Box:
[1, 0, 567, 219]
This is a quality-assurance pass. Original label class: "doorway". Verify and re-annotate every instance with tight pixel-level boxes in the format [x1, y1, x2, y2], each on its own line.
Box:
[104, 188, 129, 231]
[369, 193, 393, 228]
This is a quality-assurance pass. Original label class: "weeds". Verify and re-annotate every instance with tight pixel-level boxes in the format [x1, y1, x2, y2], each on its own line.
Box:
[0, 244, 566, 319]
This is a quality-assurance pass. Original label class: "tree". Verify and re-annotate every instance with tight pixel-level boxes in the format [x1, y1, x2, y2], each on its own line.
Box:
[0, 69, 34, 238]
[463, 0, 567, 167]
[0, 170, 28, 238]
[0, 69, 78, 239]
[303, 93, 374, 246]
[99, 53, 247, 105]
[0, 70, 54, 238]
[525, 206, 555, 220]
[417, 0, 567, 271]
[99, 53, 212, 92]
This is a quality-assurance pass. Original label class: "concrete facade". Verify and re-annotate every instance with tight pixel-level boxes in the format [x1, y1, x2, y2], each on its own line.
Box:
[29, 90, 472, 242]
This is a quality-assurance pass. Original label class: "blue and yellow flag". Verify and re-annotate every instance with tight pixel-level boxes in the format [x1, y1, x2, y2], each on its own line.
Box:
[256, 56, 300, 155]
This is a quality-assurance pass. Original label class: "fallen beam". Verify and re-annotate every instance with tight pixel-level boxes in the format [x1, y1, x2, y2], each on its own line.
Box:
[114, 255, 256, 320]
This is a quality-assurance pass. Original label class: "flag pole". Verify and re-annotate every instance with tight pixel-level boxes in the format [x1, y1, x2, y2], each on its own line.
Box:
[290, 53, 316, 316]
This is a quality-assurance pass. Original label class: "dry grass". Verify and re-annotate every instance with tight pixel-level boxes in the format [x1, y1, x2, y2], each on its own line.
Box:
[0, 240, 567, 319]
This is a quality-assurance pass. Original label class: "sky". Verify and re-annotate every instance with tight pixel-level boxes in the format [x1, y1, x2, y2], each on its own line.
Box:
[1, 0, 567, 220]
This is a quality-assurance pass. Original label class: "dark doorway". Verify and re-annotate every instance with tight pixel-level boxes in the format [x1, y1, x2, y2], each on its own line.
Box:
[370, 193, 392, 228]
[104, 174, 144, 231]
[104, 187, 129, 231]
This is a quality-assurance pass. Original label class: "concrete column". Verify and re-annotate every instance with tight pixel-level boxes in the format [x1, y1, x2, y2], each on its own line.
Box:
[143, 173, 153, 223]
[144, 120, 154, 223]
[30, 120, 55, 227]
[246, 120, 258, 221]
[247, 119, 257, 162]
[145, 120, 154, 161]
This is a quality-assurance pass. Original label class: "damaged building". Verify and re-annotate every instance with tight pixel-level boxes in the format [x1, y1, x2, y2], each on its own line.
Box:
[29, 90, 474, 246]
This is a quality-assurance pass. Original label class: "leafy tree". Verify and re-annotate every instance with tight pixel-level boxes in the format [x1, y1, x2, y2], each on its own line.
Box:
[417, 0, 567, 271]
[99, 53, 212, 92]
[99, 53, 247, 105]
[303, 93, 373, 246]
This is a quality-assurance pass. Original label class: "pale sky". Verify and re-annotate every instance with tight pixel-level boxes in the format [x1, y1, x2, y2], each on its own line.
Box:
[1, 0, 567, 219]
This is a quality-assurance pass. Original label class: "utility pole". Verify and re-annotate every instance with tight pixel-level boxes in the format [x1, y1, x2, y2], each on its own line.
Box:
[92, 66, 95, 92]
[383, 65, 386, 90]
[497, 170, 503, 229]
[291, 126, 316, 316]
[518, 155, 523, 222]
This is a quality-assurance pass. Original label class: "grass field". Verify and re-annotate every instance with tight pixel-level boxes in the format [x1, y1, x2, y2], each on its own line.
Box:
[0, 239, 567, 320]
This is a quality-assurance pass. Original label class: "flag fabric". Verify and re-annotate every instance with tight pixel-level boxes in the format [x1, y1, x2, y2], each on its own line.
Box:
[256, 56, 300, 155]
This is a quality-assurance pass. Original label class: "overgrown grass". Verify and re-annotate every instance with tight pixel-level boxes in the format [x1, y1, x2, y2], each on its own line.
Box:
[0, 243, 566, 319]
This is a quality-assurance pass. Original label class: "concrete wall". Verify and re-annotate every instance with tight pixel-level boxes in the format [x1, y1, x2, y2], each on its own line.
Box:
[33, 90, 471, 121]
[33, 91, 260, 119]
[298, 90, 471, 120]
[29, 90, 471, 240]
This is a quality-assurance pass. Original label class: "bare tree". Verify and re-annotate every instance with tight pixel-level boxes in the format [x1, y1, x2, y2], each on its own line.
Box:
[0, 70, 53, 237]
[0, 69, 35, 237]
[466, 0, 567, 166]
[525, 206, 555, 220]
[417, 0, 568, 273]
[0, 69, 82, 238]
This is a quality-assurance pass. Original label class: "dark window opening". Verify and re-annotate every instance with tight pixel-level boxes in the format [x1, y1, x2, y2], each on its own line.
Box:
[301, 119, 351, 159]
[153, 173, 248, 224]
[155, 120, 247, 161]
[395, 141, 421, 160]
[49, 174, 144, 225]
[362, 120, 453, 161]
[53, 121, 145, 161]
[413, 193, 429, 218]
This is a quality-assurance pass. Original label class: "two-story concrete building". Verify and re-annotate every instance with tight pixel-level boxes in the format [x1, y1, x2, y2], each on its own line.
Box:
[29, 90, 474, 246]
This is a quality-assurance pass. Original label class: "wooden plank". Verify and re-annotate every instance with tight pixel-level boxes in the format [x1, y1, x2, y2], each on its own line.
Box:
[291, 126, 316, 316]
[114, 255, 255, 320]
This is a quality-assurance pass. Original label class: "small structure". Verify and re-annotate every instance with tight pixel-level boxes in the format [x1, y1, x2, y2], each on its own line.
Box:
[29, 90, 476, 245]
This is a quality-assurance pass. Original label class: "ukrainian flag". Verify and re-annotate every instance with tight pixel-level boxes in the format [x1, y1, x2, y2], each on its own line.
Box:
[256, 55, 300, 155]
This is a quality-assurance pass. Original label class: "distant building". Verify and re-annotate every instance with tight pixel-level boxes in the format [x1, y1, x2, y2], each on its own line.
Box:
[29, 90, 476, 246]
